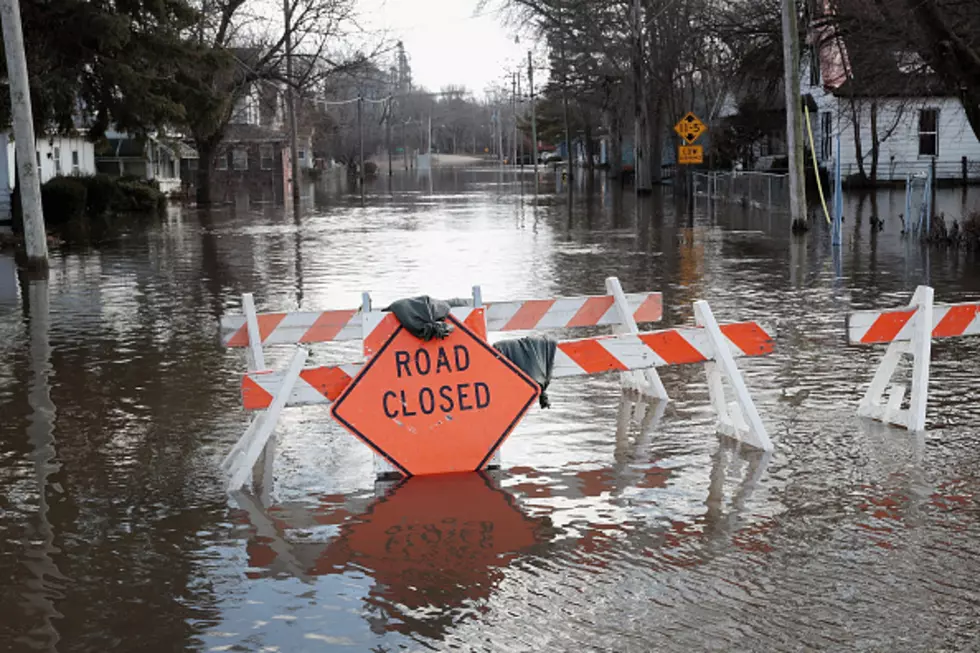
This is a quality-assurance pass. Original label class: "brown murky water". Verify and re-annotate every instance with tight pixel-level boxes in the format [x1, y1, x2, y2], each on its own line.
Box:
[2, 168, 980, 652]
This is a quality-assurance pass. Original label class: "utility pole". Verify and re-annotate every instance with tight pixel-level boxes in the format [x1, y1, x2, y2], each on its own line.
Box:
[632, 0, 651, 194]
[529, 51, 538, 177]
[386, 99, 393, 176]
[558, 0, 572, 183]
[284, 0, 301, 210]
[517, 71, 524, 171]
[357, 96, 364, 185]
[1, 0, 48, 269]
[496, 109, 504, 168]
[512, 73, 518, 167]
[780, 0, 807, 225]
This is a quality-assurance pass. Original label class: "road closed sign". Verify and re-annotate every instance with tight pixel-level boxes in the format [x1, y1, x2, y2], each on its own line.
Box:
[330, 312, 540, 476]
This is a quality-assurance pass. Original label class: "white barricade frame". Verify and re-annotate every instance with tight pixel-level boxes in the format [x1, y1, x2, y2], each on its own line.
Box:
[847, 285, 980, 431]
[220, 279, 775, 492]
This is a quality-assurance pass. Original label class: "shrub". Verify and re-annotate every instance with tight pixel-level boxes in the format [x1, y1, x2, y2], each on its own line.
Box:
[77, 174, 119, 218]
[41, 177, 87, 226]
[114, 179, 165, 214]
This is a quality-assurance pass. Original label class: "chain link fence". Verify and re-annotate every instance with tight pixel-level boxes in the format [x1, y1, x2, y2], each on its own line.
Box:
[692, 171, 791, 213]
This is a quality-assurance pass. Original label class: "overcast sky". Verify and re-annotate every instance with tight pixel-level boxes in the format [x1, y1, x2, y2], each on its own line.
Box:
[358, 0, 540, 96]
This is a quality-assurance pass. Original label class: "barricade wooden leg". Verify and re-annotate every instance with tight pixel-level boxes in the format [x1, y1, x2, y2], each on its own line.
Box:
[605, 276, 668, 401]
[251, 437, 276, 505]
[472, 284, 504, 470]
[858, 285, 933, 431]
[226, 347, 308, 492]
[907, 286, 933, 431]
[694, 300, 773, 452]
[243, 293, 266, 371]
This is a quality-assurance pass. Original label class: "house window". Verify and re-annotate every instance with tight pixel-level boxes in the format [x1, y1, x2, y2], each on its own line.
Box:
[216, 150, 228, 170]
[297, 149, 306, 162]
[919, 109, 939, 157]
[36, 151, 40, 168]
[821, 112, 833, 160]
[260, 144, 274, 170]
[232, 147, 248, 170]
[71, 150, 80, 173]
[54, 147, 62, 175]
[188, 159, 198, 171]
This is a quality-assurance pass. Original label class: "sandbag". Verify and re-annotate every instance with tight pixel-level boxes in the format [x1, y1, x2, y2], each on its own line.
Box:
[493, 336, 557, 408]
[384, 296, 455, 341]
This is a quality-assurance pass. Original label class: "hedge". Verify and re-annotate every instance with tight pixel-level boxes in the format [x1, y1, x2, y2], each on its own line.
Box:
[31, 175, 166, 224]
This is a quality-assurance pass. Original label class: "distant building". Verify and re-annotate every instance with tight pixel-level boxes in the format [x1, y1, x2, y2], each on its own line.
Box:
[804, 9, 980, 183]
[0, 131, 97, 222]
[95, 131, 183, 195]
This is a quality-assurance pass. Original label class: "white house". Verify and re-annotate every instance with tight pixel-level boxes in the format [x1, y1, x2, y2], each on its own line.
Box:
[804, 16, 980, 183]
[0, 132, 97, 221]
[95, 130, 183, 195]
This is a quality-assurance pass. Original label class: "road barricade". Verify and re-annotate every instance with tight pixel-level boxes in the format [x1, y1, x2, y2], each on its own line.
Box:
[847, 285, 980, 431]
[219, 278, 774, 490]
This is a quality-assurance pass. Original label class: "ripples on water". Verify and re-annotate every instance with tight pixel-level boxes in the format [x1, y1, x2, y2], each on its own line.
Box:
[1, 170, 979, 651]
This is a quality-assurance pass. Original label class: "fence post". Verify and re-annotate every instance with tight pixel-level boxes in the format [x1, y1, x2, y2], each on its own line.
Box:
[962, 156, 968, 186]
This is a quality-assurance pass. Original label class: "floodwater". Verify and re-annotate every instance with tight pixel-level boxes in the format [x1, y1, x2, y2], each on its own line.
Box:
[2, 167, 980, 652]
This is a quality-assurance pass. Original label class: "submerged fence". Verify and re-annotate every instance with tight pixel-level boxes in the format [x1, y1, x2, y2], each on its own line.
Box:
[692, 171, 791, 213]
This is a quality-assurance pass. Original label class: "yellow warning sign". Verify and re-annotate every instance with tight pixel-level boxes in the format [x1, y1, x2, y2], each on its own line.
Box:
[678, 145, 703, 165]
[674, 112, 707, 145]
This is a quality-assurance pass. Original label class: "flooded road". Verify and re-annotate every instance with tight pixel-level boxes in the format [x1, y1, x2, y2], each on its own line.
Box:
[2, 168, 980, 652]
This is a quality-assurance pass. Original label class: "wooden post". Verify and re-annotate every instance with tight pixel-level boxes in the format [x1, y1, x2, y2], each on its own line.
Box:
[780, 0, 807, 226]
[529, 51, 538, 178]
[1, 0, 48, 270]
[962, 156, 968, 186]
[283, 0, 301, 210]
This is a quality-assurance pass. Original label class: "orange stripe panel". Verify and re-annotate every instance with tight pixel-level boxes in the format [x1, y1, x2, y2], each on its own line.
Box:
[932, 304, 980, 338]
[633, 294, 664, 323]
[860, 310, 916, 344]
[464, 308, 488, 340]
[502, 299, 556, 331]
[567, 296, 615, 327]
[363, 313, 399, 356]
[300, 309, 357, 343]
[639, 330, 707, 365]
[558, 339, 628, 374]
[242, 375, 276, 410]
[301, 367, 354, 401]
[720, 322, 774, 356]
[226, 313, 286, 346]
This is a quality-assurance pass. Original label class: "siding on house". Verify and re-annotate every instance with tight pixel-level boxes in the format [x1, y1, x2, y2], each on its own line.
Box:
[3, 134, 96, 188]
[0, 133, 97, 220]
[803, 61, 980, 182]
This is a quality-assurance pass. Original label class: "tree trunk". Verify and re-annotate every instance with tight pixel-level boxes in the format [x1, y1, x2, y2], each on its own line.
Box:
[608, 109, 623, 179]
[849, 99, 867, 184]
[902, 0, 980, 141]
[584, 121, 595, 170]
[870, 101, 880, 186]
[649, 95, 664, 185]
[195, 139, 218, 206]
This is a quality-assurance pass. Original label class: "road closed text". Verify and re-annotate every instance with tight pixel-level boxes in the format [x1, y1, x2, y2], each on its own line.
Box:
[382, 345, 491, 417]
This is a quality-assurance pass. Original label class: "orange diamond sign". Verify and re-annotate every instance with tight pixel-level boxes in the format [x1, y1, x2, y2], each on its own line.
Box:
[330, 313, 540, 476]
[674, 111, 707, 145]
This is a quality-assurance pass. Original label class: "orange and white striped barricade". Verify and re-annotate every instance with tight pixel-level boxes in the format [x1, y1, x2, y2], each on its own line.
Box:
[220, 279, 665, 490]
[847, 286, 980, 431]
[239, 298, 776, 460]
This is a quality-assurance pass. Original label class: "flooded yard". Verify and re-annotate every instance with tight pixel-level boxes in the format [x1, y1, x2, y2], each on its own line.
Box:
[2, 168, 980, 651]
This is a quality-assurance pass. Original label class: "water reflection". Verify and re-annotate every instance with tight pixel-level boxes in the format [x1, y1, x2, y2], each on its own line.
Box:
[20, 276, 64, 652]
[235, 472, 552, 639]
[2, 167, 979, 651]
